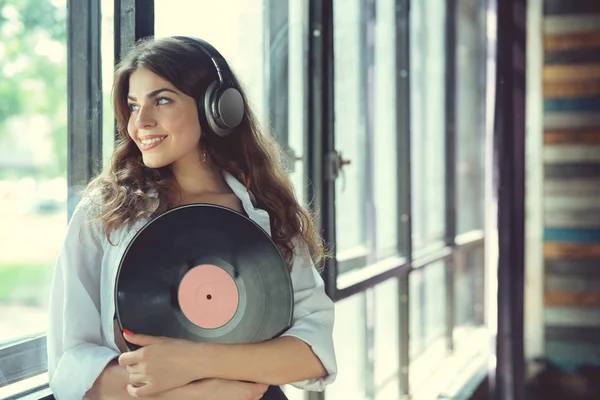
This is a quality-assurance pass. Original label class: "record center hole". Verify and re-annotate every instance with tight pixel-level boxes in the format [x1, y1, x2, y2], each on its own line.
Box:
[207, 294, 212, 300]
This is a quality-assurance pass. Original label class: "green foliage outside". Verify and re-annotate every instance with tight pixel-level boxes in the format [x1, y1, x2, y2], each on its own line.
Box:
[0, 0, 68, 309]
[0, 262, 52, 306]
[0, 0, 68, 179]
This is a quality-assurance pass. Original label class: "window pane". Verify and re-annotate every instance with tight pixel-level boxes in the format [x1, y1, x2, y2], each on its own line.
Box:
[332, 0, 367, 257]
[333, 0, 401, 271]
[101, 0, 115, 167]
[454, 245, 485, 341]
[409, 262, 448, 390]
[0, 0, 67, 348]
[154, 0, 307, 203]
[456, 0, 485, 234]
[409, 0, 446, 252]
[373, 0, 399, 259]
[326, 293, 367, 399]
[374, 278, 399, 389]
[409, 262, 447, 359]
[409, 269, 424, 360]
[287, 0, 308, 205]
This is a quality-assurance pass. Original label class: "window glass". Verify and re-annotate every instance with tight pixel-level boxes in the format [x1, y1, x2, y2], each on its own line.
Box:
[456, 0, 485, 234]
[409, 261, 448, 390]
[409, 261, 447, 359]
[0, 0, 67, 346]
[333, 0, 401, 273]
[326, 293, 367, 399]
[409, 0, 446, 253]
[374, 278, 399, 389]
[332, 0, 367, 259]
[372, 0, 399, 259]
[454, 245, 485, 340]
[102, 0, 115, 168]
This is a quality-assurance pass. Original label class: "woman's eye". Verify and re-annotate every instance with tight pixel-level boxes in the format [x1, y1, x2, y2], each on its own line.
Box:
[157, 97, 171, 105]
[128, 103, 140, 111]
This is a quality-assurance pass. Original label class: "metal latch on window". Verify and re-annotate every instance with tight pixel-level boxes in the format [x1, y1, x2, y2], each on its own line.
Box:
[326, 150, 351, 190]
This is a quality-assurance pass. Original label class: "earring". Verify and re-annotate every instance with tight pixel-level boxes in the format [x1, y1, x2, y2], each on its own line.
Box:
[202, 150, 207, 163]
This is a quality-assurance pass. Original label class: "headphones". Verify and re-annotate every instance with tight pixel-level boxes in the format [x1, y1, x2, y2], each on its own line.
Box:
[173, 36, 245, 137]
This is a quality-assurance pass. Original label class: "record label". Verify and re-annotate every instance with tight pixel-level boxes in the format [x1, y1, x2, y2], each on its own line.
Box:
[178, 263, 239, 329]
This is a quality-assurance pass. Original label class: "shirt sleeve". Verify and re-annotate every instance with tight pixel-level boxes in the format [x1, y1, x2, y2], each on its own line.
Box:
[47, 200, 120, 400]
[280, 238, 338, 392]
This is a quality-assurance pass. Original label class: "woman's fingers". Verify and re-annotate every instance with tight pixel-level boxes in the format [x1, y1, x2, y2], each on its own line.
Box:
[255, 383, 268, 391]
[251, 383, 268, 398]
[128, 372, 147, 385]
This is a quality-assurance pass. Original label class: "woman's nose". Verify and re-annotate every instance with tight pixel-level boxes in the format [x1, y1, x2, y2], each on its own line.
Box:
[135, 106, 157, 129]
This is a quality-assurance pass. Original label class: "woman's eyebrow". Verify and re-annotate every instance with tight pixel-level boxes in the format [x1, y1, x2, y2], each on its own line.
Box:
[127, 88, 178, 101]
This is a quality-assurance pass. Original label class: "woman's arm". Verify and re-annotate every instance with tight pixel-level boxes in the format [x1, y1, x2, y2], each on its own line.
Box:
[197, 336, 327, 385]
[193, 239, 337, 389]
[47, 201, 123, 399]
[85, 359, 131, 400]
[87, 359, 268, 400]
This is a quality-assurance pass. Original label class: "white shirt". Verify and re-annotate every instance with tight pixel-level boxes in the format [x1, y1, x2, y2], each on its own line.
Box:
[47, 171, 337, 400]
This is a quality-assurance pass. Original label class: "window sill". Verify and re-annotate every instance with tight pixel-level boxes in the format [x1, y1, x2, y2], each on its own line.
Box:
[410, 326, 490, 400]
[1, 373, 51, 400]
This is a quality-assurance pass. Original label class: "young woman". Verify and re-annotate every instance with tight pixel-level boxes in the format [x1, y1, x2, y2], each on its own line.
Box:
[47, 36, 337, 399]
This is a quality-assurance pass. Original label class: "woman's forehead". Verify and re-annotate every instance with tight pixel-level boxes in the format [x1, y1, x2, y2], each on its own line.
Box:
[128, 68, 176, 95]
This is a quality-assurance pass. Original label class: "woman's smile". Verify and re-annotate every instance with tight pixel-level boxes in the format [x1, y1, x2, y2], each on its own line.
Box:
[138, 135, 167, 151]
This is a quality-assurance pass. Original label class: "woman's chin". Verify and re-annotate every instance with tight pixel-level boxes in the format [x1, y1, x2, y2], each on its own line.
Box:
[141, 155, 169, 169]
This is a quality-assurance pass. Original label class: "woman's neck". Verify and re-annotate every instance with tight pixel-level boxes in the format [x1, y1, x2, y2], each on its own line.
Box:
[170, 154, 232, 199]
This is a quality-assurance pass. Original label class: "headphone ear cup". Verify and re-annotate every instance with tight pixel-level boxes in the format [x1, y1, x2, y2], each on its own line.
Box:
[215, 86, 244, 129]
[201, 81, 226, 136]
[201, 81, 245, 138]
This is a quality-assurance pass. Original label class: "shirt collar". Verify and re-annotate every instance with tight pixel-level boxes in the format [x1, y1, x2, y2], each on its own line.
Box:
[222, 170, 272, 236]
[145, 170, 272, 236]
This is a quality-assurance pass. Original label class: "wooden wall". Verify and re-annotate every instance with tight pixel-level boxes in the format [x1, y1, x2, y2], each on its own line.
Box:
[543, 0, 600, 371]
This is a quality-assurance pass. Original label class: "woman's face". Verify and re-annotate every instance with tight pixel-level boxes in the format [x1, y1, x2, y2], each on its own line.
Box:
[126, 68, 202, 169]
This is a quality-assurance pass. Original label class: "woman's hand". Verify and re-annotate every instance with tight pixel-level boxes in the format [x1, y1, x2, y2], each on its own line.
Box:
[178, 379, 268, 400]
[127, 379, 268, 400]
[118, 330, 213, 397]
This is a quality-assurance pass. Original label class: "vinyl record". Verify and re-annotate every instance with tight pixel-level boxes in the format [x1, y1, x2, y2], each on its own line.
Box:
[114, 204, 294, 349]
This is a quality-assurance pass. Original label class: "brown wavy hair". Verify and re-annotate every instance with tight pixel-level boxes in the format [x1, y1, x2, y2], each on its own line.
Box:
[84, 36, 329, 269]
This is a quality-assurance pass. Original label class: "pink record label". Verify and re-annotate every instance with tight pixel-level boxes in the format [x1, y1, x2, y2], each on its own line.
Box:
[178, 264, 239, 329]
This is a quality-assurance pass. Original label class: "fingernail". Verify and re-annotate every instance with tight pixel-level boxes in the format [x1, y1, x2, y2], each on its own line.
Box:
[123, 329, 133, 335]
[125, 384, 129, 391]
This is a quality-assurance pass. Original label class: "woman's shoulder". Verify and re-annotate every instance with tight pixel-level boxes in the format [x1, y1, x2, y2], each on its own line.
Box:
[69, 189, 104, 223]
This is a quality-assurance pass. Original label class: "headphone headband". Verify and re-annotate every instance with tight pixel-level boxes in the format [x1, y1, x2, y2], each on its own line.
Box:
[172, 36, 244, 137]
[173, 36, 230, 83]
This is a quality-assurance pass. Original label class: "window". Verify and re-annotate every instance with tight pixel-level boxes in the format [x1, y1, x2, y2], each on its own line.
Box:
[454, 245, 485, 340]
[332, 0, 367, 261]
[102, 0, 115, 167]
[405, 0, 488, 395]
[332, 0, 401, 277]
[455, 0, 486, 234]
[326, 293, 367, 400]
[410, 261, 449, 390]
[452, 0, 487, 360]
[410, 0, 446, 254]
[0, 1, 492, 398]
[0, 0, 67, 391]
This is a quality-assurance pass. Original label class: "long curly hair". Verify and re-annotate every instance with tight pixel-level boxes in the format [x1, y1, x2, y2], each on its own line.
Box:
[84, 36, 329, 269]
